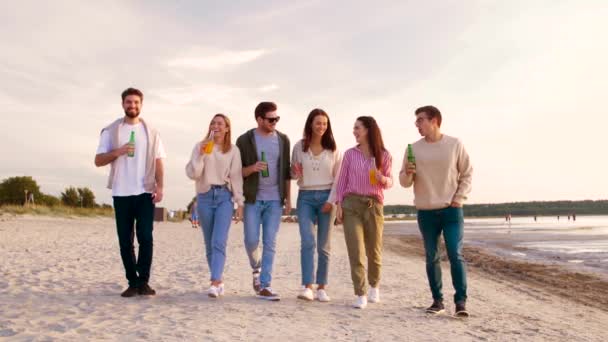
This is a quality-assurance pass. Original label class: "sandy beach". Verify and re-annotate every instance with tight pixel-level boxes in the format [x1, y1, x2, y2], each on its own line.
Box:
[1, 215, 607, 341]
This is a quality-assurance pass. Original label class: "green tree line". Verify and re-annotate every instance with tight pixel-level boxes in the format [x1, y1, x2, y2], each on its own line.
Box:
[0, 176, 108, 208]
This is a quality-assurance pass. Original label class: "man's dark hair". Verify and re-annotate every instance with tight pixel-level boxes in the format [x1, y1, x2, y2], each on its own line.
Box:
[415, 105, 442, 127]
[254, 102, 277, 119]
[121, 88, 144, 102]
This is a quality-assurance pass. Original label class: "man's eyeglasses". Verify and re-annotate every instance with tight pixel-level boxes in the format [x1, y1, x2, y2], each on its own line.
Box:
[415, 117, 429, 125]
[264, 116, 280, 123]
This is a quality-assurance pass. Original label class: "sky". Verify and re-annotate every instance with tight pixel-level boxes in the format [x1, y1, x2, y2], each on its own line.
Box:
[1, 0, 607, 210]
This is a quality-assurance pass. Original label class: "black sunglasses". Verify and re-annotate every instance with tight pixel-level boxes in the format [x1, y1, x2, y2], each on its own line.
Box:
[264, 116, 280, 123]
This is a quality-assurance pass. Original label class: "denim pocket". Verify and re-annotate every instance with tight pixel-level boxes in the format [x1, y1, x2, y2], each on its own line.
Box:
[444, 206, 464, 222]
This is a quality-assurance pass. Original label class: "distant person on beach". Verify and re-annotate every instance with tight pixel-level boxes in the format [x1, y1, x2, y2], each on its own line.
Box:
[28, 191, 34, 206]
[400, 105, 473, 317]
[236, 102, 291, 301]
[94, 88, 166, 298]
[534, 215, 537, 222]
[573, 213, 576, 221]
[189, 200, 199, 228]
[291, 109, 342, 303]
[335, 116, 393, 309]
[186, 113, 244, 298]
[24, 190, 35, 207]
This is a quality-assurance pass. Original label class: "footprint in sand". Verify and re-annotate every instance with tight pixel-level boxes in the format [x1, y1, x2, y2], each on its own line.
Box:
[0, 328, 18, 337]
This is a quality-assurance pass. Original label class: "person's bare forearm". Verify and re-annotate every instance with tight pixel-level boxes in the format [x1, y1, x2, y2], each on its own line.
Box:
[285, 180, 291, 204]
[155, 159, 164, 189]
[242, 165, 254, 177]
[94, 151, 118, 167]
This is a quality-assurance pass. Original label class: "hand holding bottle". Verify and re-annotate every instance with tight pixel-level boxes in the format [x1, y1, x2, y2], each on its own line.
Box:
[114, 143, 132, 157]
[200, 131, 215, 155]
[248, 161, 268, 173]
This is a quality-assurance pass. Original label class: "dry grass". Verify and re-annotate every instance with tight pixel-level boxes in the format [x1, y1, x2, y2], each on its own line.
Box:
[0, 204, 114, 218]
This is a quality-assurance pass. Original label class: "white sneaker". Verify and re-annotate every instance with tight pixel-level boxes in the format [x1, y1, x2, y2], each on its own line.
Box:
[353, 296, 368, 309]
[297, 287, 314, 301]
[208, 284, 224, 298]
[369, 287, 380, 303]
[317, 289, 331, 302]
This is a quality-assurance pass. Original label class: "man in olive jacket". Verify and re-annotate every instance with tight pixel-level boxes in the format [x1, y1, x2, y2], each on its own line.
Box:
[236, 101, 291, 301]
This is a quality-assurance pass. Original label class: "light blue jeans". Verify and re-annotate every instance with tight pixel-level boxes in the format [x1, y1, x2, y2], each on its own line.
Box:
[197, 186, 234, 282]
[297, 190, 332, 286]
[244, 200, 283, 288]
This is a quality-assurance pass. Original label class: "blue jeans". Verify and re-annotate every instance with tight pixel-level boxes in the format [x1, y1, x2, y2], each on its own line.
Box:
[297, 190, 332, 286]
[417, 207, 468, 303]
[197, 186, 234, 282]
[244, 200, 283, 288]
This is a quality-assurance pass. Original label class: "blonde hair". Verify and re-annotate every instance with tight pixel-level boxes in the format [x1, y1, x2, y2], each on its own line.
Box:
[206, 113, 232, 153]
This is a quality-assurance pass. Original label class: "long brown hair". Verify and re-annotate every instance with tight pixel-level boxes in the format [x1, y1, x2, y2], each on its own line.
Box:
[302, 108, 336, 152]
[205, 113, 232, 153]
[356, 116, 385, 169]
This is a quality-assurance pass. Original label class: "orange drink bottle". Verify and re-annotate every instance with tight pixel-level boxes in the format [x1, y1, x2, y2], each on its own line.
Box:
[369, 157, 377, 185]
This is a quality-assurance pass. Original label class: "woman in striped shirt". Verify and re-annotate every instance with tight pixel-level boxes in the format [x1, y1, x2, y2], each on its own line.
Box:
[335, 116, 393, 309]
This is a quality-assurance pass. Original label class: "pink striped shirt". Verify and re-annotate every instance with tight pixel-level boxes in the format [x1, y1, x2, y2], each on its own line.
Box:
[335, 147, 393, 204]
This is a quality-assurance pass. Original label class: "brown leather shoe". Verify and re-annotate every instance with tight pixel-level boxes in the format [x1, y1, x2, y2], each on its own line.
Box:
[256, 287, 280, 301]
[138, 283, 156, 296]
[455, 301, 469, 318]
[120, 286, 139, 298]
[425, 299, 445, 314]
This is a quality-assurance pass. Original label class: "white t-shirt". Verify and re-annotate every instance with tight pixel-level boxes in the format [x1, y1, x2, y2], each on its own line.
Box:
[96, 122, 167, 196]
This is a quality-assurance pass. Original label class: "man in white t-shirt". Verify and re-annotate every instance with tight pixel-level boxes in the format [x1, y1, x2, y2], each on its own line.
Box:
[95, 88, 166, 298]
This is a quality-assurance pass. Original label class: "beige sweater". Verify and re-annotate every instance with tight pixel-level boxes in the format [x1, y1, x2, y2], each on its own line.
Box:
[400, 135, 473, 210]
[185, 142, 245, 206]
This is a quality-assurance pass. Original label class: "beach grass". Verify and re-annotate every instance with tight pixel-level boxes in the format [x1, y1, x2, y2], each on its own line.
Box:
[0, 204, 114, 218]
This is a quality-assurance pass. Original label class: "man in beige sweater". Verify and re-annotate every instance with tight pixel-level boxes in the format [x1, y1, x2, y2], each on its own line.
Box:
[400, 105, 473, 317]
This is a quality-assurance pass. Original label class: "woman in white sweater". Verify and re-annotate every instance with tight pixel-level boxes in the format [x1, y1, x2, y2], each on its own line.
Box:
[291, 108, 341, 302]
[185, 114, 244, 298]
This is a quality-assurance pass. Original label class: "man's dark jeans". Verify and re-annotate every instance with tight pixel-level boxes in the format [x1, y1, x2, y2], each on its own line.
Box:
[113, 193, 155, 287]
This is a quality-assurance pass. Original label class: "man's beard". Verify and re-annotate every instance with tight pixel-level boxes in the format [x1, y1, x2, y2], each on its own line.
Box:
[125, 109, 140, 118]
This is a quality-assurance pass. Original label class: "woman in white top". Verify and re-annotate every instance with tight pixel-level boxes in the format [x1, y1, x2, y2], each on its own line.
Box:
[186, 114, 244, 298]
[291, 108, 341, 302]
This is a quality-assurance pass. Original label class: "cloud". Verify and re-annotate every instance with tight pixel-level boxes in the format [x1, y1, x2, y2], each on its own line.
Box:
[167, 49, 268, 71]
[258, 84, 279, 92]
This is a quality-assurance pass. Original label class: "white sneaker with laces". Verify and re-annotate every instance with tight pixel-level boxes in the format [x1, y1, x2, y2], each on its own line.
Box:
[297, 287, 314, 301]
[369, 287, 380, 303]
[316, 289, 331, 302]
[354, 295, 368, 309]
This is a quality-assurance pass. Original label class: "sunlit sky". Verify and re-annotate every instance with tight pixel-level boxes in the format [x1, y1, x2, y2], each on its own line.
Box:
[1, 1, 607, 209]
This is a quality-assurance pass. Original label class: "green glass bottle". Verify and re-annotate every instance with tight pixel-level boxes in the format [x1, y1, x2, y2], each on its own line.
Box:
[128, 131, 135, 157]
[407, 144, 415, 164]
[261, 151, 269, 178]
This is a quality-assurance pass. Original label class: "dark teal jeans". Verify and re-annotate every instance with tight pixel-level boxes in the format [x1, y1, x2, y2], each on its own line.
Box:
[417, 206, 467, 303]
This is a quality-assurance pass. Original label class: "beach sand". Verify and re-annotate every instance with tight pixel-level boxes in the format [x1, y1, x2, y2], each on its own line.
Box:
[1, 215, 607, 341]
